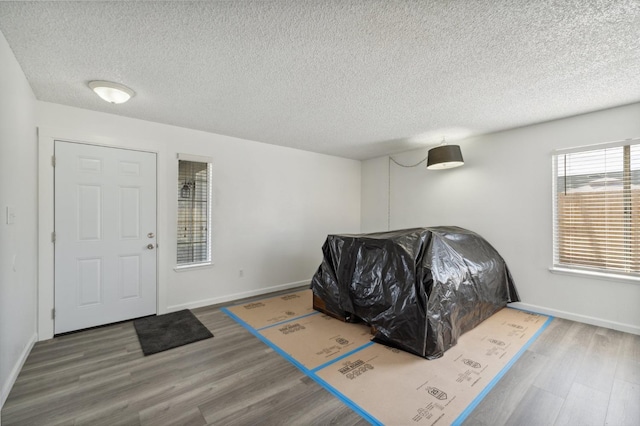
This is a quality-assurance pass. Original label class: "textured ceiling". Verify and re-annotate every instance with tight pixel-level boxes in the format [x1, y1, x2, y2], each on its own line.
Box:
[0, 1, 639, 160]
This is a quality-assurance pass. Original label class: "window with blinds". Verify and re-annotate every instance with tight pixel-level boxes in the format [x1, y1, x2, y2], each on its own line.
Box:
[177, 158, 211, 267]
[552, 140, 639, 278]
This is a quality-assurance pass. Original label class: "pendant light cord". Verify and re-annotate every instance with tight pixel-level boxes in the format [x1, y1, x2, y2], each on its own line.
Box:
[388, 157, 391, 230]
[389, 155, 429, 168]
[387, 152, 429, 230]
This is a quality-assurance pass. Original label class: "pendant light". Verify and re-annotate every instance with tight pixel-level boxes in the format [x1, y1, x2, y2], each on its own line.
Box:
[427, 138, 464, 170]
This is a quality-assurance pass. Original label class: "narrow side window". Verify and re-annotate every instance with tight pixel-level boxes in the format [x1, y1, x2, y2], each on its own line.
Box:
[177, 157, 212, 267]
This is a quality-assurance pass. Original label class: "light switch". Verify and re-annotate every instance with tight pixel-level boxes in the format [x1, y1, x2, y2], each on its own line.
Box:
[6, 206, 15, 225]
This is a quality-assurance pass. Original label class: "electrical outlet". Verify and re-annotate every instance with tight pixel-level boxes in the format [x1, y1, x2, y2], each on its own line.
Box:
[239, 269, 244, 278]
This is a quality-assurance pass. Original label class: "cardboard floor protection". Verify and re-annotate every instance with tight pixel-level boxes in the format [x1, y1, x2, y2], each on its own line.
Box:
[224, 289, 314, 329]
[222, 290, 552, 425]
[260, 312, 373, 370]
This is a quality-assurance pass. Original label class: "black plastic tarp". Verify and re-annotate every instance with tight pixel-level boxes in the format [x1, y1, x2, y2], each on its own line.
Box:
[310, 226, 520, 359]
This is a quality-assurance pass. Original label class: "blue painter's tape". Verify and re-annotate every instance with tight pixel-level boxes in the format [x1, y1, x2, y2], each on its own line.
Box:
[311, 341, 375, 373]
[451, 314, 555, 426]
[224, 303, 553, 426]
[222, 306, 380, 424]
[220, 307, 252, 331]
[257, 311, 320, 331]
[507, 305, 551, 316]
[221, 307, 311, 373]
[309, 372, 383, 425]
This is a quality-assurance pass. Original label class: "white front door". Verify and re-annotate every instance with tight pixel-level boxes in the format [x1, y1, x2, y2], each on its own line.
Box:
[54, 141, 157, 334]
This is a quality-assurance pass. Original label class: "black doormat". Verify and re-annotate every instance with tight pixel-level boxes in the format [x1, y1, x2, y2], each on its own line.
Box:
[133, 310, 213, 356]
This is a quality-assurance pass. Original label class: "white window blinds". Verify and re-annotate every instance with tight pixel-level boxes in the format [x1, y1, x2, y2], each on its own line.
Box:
[177, 158, 212, 266]
[553, 140, 640, 277]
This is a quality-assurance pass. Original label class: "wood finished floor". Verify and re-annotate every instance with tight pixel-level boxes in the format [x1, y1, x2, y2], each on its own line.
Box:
[2, 290, 639, 426]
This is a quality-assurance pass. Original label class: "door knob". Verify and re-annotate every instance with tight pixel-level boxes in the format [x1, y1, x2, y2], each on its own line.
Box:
[147, 232, 155, 238]
[147, 243, 155, 250]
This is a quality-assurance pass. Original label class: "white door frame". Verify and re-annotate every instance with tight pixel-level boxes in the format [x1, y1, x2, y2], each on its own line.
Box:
[38, 128, 168, 340]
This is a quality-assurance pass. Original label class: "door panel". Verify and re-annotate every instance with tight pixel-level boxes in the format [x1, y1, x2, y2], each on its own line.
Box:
[77, 185, 102, 240]
[54, 141, 157, 334]
[77, 257, 102, 306]
[119, 255, 141, 299]
[119, 187, 141, 238]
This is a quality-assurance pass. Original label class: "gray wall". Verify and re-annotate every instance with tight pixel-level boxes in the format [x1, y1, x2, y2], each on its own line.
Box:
[362, 103, 640, 333]
[0, 30, 38, 408]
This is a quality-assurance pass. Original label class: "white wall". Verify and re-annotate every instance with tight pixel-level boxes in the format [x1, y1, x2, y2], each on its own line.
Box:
[0, 31, 38, 408]
[36, 102, 361, 339]
[362, 103, 640, 334]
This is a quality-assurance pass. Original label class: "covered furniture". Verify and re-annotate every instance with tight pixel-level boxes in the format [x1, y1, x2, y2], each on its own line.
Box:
[310, 226, 520, 359]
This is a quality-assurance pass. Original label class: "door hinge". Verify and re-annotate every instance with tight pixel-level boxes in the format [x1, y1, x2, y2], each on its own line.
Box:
[51, 231, 56, 243]
[51, 308, 55, 320]
[51, 155, 56, 167]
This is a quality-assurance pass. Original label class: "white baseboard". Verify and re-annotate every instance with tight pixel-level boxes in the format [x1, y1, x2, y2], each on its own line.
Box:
[1, 332, 37, 409]
[166, 280, 310, 312]
[509, 302, 640, 335]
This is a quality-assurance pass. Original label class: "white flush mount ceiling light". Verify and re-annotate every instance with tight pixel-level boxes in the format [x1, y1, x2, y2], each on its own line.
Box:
[88, 80, 135, 104]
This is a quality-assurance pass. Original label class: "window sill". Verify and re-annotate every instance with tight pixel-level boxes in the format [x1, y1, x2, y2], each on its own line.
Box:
[549, 266, 640, 285]
[174, 262, 213, 272]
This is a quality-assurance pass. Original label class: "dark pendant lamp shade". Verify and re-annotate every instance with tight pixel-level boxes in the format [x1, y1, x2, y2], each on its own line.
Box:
[427, 144, 464, 170]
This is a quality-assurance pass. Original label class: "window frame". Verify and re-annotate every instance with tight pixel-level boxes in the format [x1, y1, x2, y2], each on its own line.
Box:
[550, 137, 640, 283]
[175, 153, 213, 270]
